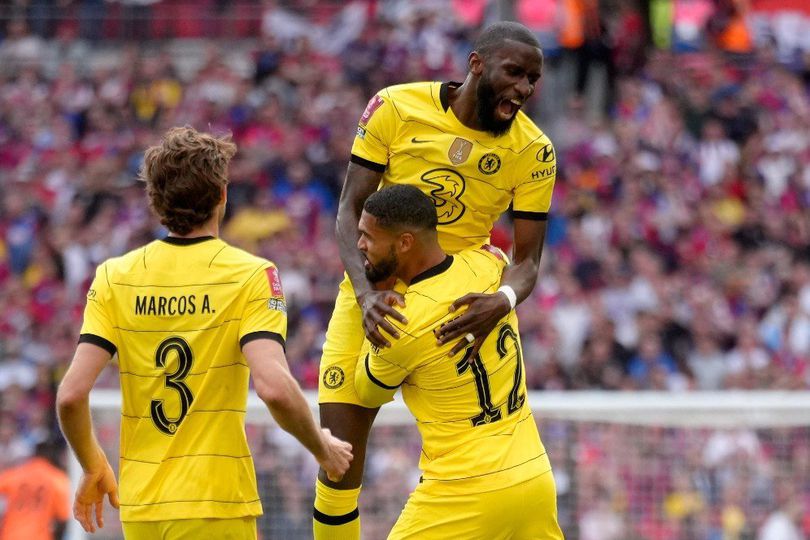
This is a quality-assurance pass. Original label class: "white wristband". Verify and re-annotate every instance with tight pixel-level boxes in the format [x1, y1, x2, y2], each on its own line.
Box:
[497, 285, 517, 310]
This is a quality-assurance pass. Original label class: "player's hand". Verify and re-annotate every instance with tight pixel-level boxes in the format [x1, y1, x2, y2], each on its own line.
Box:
[317, 428, 354, 483]
[74, 458, 120, 533]
[435, 292, 511, 358]
[358, 290, 407, 348]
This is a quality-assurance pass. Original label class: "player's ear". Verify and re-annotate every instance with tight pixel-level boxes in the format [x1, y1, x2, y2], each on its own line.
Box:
[397, 232, 415, 254]
[469, 51, 483, 76]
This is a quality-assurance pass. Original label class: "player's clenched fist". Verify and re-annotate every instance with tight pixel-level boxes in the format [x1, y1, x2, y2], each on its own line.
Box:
[317, 428, 354, 482]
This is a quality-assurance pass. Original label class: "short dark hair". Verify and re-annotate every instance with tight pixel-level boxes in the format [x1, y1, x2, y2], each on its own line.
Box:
[35, 439, 64, 467]
[363, 185, 437, 232]
[140, 126, 236, 235]
[473, 21, 541, 58]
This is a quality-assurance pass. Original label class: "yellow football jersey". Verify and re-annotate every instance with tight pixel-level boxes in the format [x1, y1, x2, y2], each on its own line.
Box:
[80, 236, 287, 521]
[355, 246, 552, 495]
[351, 81, 557, 254]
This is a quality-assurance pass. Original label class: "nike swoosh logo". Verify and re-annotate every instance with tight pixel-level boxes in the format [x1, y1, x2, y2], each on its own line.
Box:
[411, 137, 433, 143]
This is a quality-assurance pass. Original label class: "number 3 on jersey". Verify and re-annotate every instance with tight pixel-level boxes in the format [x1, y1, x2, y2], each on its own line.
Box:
[150, 337, 194, 435]
[456, 323, 525, 427]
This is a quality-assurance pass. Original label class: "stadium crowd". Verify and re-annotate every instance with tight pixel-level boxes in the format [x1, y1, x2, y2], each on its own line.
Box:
[0, 0, 809, 538]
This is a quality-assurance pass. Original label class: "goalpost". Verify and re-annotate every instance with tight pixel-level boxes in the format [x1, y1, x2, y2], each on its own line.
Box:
[72, 390, 810, 540]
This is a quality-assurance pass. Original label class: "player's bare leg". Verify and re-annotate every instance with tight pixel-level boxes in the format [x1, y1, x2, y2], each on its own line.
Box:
[313, 403, 379, 540]
[319, 403, 379, 488]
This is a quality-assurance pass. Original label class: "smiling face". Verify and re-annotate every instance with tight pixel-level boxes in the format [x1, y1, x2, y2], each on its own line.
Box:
[472, 39, 542, 136]
[357, 211, 400, 283]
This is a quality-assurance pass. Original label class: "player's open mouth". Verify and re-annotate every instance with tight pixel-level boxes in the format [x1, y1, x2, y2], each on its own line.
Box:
[496, 98, 522, 120]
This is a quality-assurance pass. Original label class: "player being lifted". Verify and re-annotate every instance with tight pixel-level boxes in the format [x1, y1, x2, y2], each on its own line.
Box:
[314, 21, 557, 539]
[56, 127, 352, 539]
[354, 185, 564, 539]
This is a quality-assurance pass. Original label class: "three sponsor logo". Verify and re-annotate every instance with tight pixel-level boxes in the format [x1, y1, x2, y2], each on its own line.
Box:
[421, 168, 467, 225]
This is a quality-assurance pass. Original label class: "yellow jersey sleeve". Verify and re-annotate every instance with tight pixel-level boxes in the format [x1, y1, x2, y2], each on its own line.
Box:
[79, 262, 117, 355]
[355, 331, 425, 408]
[238, 263, 287, 349]
[512, 139, 557, 218]
[351, 90, 398, 170]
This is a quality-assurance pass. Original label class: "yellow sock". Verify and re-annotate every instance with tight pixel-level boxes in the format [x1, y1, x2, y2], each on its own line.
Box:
[312, 479, 361, 540]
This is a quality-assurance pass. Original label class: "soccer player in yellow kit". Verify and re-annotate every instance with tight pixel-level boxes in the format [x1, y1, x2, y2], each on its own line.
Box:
[56, 127, 352, 539]
[353, 185, 564, 539]
[314, 21, 557, 538]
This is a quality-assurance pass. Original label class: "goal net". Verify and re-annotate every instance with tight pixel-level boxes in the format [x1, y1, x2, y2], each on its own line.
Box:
[72, 390, 810, 540]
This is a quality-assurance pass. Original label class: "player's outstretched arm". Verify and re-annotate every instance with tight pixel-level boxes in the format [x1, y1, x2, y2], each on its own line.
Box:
[336, 161, 406, 347]
[243, 339, 353, 481]
[56, 343, 120, 533]
[437, 219, 547, 357]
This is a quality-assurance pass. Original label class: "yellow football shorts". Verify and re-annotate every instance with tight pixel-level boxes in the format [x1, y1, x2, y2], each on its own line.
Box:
[319, 275, 367, 405]
[389, 471, 565, 540]
[122, 517, 256, 539]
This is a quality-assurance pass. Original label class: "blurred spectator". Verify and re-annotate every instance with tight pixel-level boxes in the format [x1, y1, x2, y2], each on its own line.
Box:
[579, 489, 626, 540]
[627, 333, 679, 389]
[759, 498, 805, 540]
[0, 19, 46, 76]
[724, 318, 771, 388]
[663, 472, 705, 535]
[0, 413, 33, 470]
[698, 118, 740, 187]
[687, 334, 727, 389]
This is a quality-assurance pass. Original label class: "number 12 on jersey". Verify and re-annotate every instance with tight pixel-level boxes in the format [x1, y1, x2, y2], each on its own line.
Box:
[455, 324, 526, 427]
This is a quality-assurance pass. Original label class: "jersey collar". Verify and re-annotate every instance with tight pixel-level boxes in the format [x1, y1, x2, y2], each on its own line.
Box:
[410, 255, 454, 285]
[439, 81, 462, 112]
[161, 235, 216, 245]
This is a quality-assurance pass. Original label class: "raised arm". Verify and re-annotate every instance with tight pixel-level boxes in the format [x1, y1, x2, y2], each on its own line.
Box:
[335, 162, 383, 300]
[335, 162, 407, 347]
[242, 338, 352, 481]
